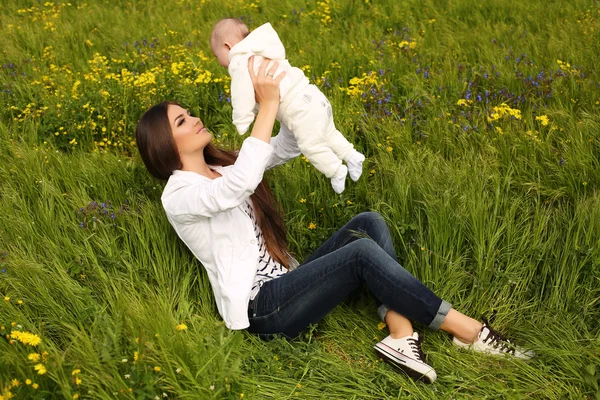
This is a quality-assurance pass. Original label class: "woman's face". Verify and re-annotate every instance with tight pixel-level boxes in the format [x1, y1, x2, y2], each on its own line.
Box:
[167, 104, 212, 155]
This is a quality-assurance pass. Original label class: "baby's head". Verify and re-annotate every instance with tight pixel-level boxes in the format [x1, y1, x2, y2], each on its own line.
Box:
[210, 18, 250, 68]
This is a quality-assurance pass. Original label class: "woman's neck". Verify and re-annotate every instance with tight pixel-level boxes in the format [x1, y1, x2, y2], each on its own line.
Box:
[180, 151, 221, 179]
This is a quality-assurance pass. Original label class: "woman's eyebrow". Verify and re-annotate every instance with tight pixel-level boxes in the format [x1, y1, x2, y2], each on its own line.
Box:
[174, 114, 185, 124]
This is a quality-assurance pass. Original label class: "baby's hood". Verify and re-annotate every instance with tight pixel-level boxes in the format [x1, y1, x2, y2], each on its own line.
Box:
[228, 23, 286, 61]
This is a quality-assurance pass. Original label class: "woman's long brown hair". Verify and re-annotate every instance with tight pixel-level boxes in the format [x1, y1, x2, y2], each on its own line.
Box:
[136, 101, 292, 268]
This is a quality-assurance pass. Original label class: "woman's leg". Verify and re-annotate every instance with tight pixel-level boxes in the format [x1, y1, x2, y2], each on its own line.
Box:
[299, 212, 416, 339]
[295, 213, 520, 347]
[300, 212, 397, 263]
[439, 309, 482, 343]
[248, 237, 451, 339]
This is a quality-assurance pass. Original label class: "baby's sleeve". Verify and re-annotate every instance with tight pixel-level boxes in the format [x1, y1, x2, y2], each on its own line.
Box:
[230, 62, 258, 135]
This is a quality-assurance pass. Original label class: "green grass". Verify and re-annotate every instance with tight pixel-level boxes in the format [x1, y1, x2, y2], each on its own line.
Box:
[1, 0, 599, 398]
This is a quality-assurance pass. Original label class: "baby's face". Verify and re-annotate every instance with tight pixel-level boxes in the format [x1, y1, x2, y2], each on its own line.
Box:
[212, 43, 230, 68]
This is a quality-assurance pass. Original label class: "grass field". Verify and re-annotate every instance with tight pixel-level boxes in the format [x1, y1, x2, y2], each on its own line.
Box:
[1, 0, 599, 398]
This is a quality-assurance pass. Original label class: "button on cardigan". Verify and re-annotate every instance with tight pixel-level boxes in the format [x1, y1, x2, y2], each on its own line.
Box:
[161, 131, 300, 329]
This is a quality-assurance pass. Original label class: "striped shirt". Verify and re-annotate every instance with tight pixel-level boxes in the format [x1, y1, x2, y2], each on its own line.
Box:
[242, 199, 289, 300]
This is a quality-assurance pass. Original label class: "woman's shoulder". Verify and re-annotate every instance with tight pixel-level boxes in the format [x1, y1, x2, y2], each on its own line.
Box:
[161, 167, 232, 198]
[167, 167, 231, 182]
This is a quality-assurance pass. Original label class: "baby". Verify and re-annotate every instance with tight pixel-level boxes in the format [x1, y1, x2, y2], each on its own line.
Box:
[210, 18, 365, 193]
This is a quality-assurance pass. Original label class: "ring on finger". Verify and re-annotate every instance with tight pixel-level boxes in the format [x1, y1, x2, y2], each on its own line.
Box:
[266, 72, 274, 77]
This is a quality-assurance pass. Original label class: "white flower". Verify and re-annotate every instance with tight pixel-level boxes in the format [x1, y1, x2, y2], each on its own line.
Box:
[121, 358, 128, 363]
[175, 368, 182, 374]
[124, 374, 130, 379]
[162, 393, 168, 398]
[209, 385, 215, 390]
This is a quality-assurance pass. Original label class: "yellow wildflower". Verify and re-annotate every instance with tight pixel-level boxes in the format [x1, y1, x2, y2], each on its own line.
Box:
[32, 383, 39, 389]
[75, 377, 82, 385]
[154, 366, 161, 372]
[535, 115, 549, 126]
[25, 379, 32, 385]
[175, 323, 188, 331]
[3, 296, 9, 302]
[377, 322, 387, 330]
[299, 198, 307, 203]
[34, 364, 47, 375]
[308, 222, 317, 229]
[0, 390, 13, 400]
[73, 394, 79, 399]
[11, 379, 20, 387]
[72, 369, 81, 375]
[133, 351, 139, 361]
[10, 331, 42, 346]
[28, 353, 41, 362]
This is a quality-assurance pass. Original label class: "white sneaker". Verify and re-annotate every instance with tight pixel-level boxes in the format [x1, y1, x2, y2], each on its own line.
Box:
[453, 319, 534, 360]
[374, 332, 437, 383]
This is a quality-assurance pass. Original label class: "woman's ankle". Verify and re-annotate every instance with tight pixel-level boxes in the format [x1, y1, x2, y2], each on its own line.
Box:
[440, 309, 483, 343]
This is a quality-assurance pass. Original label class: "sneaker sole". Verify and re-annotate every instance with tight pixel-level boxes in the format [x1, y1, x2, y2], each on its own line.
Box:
[373, 344, 435, 384]
[452, 338, 534, 360]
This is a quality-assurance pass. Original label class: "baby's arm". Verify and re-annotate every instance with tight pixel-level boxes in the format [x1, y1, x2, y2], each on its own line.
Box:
[230, 60, 259, 135]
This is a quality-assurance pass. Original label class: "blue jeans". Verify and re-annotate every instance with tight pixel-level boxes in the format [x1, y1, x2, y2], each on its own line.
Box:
[247, 212, 452, 339]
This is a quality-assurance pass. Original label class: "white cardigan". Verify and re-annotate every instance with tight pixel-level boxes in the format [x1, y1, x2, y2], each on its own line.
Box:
[161, 129, 300, 329]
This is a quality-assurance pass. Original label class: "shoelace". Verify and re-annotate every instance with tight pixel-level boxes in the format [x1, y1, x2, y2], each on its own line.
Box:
[481, 315, 515, 355]
[406, 334, 426, 362]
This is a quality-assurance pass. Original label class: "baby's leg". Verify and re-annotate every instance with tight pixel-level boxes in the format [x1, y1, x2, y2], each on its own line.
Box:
[293, 122, 348, 193]
[317, 93, 366, 182]
[283, 96, 347, 192]
[325, 128, 365, 182]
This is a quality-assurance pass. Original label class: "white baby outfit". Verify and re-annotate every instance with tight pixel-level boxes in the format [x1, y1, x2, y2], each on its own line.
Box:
[227, 23, 363, 186]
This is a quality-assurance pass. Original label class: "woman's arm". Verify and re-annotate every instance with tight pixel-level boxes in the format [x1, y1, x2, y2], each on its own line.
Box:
[162, 59, 286, 219]
[247, 56, 286, 144]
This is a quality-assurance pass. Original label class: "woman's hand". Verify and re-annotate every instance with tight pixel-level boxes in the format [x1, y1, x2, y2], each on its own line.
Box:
[246, 57, 285, 144]
[248, 56, 286, 106]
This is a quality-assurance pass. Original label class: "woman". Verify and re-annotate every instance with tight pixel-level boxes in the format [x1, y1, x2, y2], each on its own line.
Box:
[135, 57, 532, 384]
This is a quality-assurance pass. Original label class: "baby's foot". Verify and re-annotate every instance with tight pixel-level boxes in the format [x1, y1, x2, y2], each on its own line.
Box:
[330, 165, 348, 194]
[346, 150, 365, 182]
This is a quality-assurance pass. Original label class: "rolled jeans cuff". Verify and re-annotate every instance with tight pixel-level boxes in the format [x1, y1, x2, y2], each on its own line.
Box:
[428, 299, 452, 330]
[377, 299, 452, 331]
[377, 304, 390, 323]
